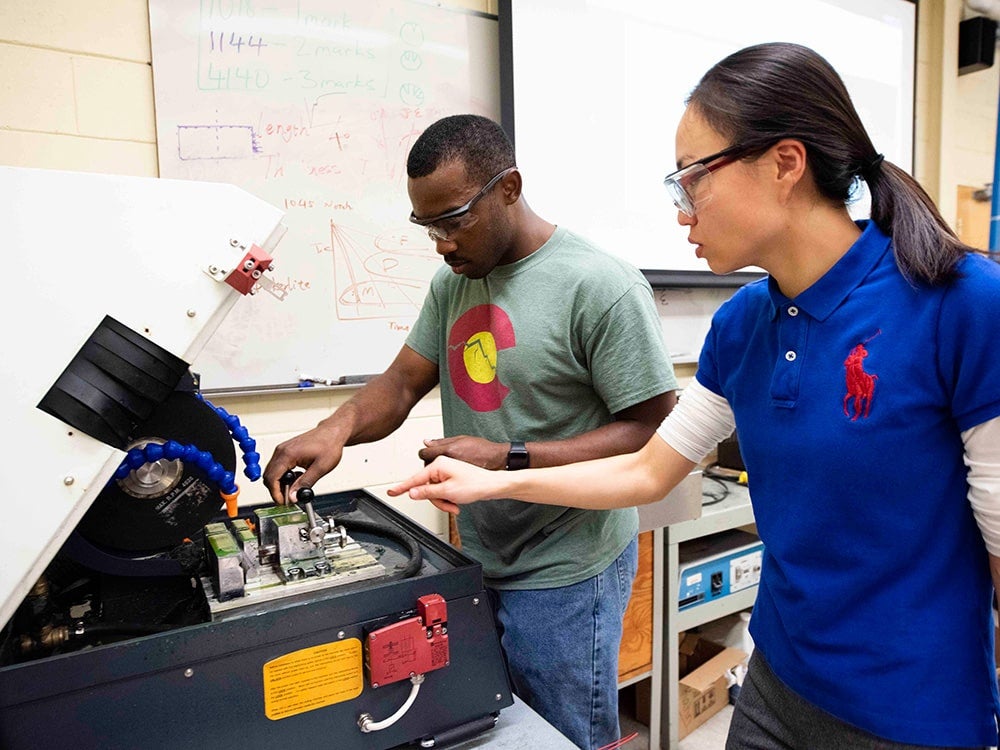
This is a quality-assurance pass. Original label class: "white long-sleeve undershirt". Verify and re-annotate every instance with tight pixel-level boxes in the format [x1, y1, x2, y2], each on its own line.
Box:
[963, 416, 1000, 556]
[658, 380, 1000, 556]
[655, 379, 736, 464]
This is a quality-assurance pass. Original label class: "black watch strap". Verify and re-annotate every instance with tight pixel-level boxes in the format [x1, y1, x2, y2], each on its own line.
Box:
[506, 441, 529, 471]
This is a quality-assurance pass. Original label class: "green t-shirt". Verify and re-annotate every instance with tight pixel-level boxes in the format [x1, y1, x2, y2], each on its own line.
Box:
[406, 226, 676, 589]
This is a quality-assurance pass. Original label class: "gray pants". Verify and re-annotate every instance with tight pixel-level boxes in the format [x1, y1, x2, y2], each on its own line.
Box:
[726, 650, 987, 750]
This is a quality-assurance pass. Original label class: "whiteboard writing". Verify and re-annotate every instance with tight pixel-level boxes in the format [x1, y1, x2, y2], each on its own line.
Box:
[149, 0, 500, 390]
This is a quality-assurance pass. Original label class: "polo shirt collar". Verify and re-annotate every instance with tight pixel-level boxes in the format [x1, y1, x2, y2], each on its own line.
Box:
[766, 220, 891, 321]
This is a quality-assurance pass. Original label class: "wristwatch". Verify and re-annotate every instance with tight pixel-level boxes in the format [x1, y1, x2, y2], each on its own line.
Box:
[506, 441, 530, 471]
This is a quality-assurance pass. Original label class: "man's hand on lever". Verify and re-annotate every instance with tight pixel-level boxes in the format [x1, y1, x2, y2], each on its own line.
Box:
[262, 424, 347, 505]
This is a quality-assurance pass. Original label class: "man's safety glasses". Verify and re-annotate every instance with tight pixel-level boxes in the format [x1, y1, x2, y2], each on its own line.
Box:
[409, 167, 517, 242]
[663, 144, 749, 218]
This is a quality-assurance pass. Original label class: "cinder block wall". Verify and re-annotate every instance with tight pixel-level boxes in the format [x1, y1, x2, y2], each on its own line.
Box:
[0, 2, 158, 174]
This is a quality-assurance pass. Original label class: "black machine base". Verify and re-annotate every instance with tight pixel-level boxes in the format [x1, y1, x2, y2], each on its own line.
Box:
[0, 491, 513, 750]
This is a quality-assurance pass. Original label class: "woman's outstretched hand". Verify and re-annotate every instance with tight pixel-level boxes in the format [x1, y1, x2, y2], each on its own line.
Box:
[387, 456, 510, 515]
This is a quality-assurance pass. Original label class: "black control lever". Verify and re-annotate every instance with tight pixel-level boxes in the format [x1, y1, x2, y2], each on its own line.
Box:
[298, 487, 324, 541]
[280, 471, 325, 545]
[278, 470, 300, 505]
[278, 472, 347, 549]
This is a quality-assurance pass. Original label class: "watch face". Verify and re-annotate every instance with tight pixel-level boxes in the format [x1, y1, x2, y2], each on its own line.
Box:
[507, 442, 529, 470]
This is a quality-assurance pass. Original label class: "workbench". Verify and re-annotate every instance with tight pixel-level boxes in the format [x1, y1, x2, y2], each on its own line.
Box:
[449, 695, 577, 749]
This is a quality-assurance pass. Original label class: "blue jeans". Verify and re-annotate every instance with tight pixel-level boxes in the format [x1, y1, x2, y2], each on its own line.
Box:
[486, 537, 639, 750]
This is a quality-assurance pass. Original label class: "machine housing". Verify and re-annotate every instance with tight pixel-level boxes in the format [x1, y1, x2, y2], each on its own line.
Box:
[0, 166, 513, 749]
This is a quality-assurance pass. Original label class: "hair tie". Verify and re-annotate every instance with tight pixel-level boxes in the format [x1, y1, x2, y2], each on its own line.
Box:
[862, 153, 884, 180]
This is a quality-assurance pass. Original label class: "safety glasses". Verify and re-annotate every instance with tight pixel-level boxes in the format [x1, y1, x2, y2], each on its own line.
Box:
[663, 144, 750, 217]
[410, 167, 517, 242]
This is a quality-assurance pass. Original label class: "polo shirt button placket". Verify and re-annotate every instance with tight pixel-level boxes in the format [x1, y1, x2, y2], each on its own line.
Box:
[771, 303, 805, 405]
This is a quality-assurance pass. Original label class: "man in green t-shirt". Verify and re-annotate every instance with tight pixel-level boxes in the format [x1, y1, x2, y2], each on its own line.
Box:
[264, 114, 677, 750]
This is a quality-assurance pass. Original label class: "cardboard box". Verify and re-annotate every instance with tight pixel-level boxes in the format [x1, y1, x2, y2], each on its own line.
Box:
[677, 633, 747, 739]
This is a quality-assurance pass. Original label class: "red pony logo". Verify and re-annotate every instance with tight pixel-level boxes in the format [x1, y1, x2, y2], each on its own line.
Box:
[843, 330, 880, 421]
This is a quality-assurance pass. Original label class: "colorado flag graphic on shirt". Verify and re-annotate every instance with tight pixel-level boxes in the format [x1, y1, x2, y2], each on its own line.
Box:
[447, 304, 515, 412]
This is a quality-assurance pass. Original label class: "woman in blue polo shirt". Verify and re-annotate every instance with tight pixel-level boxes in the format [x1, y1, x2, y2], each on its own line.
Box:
[389, 42, 1000, 748]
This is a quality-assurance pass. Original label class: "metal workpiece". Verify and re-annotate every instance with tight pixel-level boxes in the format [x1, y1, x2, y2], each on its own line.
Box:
[204, 523, 246, 602]
[201, 503, 385, 618]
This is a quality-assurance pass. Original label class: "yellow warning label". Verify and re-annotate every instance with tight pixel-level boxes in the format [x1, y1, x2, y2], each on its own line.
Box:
[263, 638, 363, 720]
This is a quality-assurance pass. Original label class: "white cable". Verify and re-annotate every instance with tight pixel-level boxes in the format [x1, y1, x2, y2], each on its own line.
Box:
[358, 673, 425, 733]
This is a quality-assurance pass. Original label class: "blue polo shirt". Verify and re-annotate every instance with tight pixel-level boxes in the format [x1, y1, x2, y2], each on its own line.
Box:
[697, 221, 1000, 745]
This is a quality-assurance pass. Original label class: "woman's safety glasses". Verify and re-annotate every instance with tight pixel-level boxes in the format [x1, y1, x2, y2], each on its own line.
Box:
[662, 144, 749, 218]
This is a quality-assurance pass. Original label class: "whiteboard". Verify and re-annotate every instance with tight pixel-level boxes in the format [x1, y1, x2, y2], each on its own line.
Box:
[149, 0, 500, 391]
[501, 0, 916, 283]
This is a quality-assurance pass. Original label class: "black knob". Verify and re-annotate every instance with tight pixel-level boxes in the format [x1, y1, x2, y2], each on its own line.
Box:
[297, 487, 315, 503]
